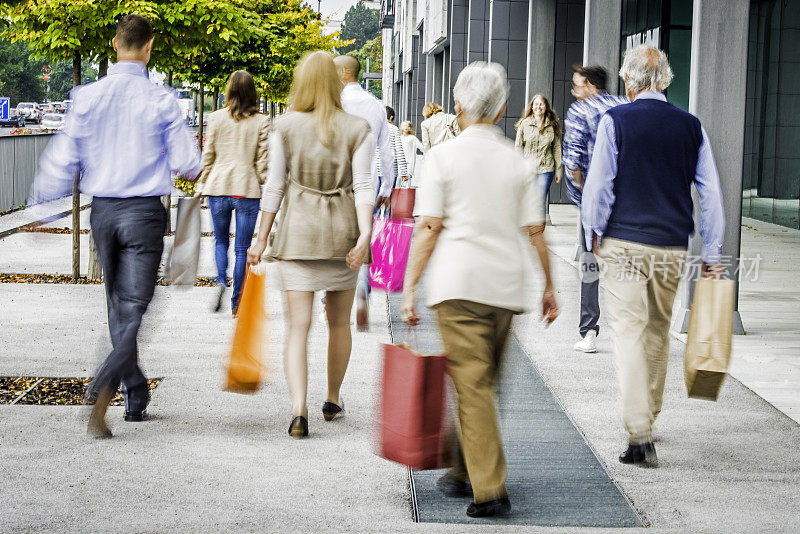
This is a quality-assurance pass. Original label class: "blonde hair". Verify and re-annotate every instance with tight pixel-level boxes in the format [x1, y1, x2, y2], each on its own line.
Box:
[399, 120, 415, 136]
[422, 102, 442, 118]
[288, 51, 343, 145]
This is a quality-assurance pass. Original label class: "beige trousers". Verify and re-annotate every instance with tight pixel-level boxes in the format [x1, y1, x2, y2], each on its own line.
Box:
[597, 238, 687, 444]
[435, 299, 514, 503]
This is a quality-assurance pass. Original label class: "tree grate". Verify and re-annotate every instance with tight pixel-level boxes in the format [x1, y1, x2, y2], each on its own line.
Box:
[0, 377, 161, 405]
[0, 274, 219, 286]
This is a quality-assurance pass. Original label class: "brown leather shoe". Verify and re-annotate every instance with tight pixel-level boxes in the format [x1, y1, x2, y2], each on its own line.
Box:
[87, 388, 114, 439]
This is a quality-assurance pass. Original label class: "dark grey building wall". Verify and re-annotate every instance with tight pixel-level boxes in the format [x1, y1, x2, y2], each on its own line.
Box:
[449, 0, 469, 110]
[468, 0, 491, 62]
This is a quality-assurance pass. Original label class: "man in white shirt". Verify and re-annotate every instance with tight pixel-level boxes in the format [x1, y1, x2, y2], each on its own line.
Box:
[334, 55, 396, 330]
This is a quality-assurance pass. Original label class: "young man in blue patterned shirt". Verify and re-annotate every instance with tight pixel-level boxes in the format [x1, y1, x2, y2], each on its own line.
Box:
[562, 65, 627, 353]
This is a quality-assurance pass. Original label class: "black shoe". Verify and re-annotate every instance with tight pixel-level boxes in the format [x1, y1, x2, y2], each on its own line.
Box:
[466, 497, 511, 518]
[619, 442, 658, 467]
[213, 284, 225, 312]
[436, 475, 471, 498]
[123, 410, 148, 422]
[288, 416, 308, 438]
[322, 400, 344, 422]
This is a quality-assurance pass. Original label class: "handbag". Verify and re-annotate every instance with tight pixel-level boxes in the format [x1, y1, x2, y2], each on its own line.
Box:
[379, 342, 450, 470]
[684, 278, 735, 400]
[224, 265, 267, 393]
[390, 187, 415, 220]
[164, 196, 201, 286]
[369, 215, 414, 293]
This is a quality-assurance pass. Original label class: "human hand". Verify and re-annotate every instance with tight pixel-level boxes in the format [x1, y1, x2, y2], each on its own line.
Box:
[247, 239, 267, 266]
[346, 236, 370, 270]
[541, 288, 559, 325]
[701, 262, 722, 279]
[591, 234, 599, 255]
[554, 173, 562, 184]
[402, 287, 419, 325]
[376, 196, 391, 209]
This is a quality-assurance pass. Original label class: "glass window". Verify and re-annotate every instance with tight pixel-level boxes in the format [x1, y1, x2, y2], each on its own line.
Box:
[670, 0, 693, 26]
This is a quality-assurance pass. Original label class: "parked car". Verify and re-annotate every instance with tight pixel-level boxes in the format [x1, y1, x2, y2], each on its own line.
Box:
[52, 102, 66, 113]
[40, 113, 65, 130]
[0, 108, 26, 128]
[40, 103, 55, 115]
[62, 100, 73, 112]
[16, 102, 40, 121]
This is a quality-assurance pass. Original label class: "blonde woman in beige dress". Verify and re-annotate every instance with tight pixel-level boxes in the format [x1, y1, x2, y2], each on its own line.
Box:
[247, 51, 374, 439]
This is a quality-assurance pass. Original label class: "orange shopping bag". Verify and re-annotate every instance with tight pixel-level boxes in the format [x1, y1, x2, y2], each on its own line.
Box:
[224, 265, 267, 393]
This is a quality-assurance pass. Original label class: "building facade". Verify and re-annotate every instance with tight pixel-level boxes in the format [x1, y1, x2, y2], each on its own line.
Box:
[380, 0, 800, 231]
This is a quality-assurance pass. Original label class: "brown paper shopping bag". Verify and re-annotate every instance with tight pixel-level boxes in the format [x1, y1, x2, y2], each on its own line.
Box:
[224, 266, 267, 393]
[684, 278, 735, 401]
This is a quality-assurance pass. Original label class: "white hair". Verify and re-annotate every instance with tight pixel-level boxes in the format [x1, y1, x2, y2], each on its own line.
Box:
[619, 45, 673, 94]
[452, 61, 509, 122]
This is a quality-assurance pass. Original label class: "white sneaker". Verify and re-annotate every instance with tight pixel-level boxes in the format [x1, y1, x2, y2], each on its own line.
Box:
[574, 331, 598, 353]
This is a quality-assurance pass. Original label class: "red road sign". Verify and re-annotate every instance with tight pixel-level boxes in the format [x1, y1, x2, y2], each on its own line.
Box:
[42, 65, 52, 75]
[43, 75, 50, 82]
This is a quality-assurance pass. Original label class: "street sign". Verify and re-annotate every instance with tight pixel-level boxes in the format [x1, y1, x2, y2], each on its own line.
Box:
[42, 65, 52, 76]
[0, 97, 9, 121]
[43, 75, 50, 82]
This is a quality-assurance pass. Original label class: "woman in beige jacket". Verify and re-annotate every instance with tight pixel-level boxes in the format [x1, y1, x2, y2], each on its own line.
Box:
[514, 94, 563, 216]
[197, 70, 269, 314]
[246, 51, 373, 439]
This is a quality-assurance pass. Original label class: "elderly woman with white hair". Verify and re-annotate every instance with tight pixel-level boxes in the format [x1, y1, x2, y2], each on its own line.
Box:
[402, 62, 559, 518]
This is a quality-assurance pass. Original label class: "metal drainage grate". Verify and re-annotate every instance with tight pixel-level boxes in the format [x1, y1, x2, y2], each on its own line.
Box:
[0, 377, 161, 406]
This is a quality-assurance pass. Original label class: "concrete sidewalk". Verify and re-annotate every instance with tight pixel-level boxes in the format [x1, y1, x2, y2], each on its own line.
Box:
[1, 200, 798, 532]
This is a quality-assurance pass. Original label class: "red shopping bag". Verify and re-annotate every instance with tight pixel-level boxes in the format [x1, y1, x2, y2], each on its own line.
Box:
[369, 217, 414, 293]
[390, 187, 415, 220]
[379, 343, 450, 470]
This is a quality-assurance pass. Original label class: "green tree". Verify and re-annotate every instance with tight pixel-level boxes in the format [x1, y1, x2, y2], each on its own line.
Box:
[47, 59, 97, 101]
[0, 38, 45, 104]
[337, 2, 379, 55]
[351, 34, 382, 100]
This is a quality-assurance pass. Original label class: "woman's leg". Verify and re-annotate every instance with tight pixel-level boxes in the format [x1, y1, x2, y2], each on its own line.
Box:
[208, 196, 233, 287]
[537, 172, 554, 219]
[231, 198, 261, 311]
[323, 288, 356, 404]
[284, 290, 315, 418]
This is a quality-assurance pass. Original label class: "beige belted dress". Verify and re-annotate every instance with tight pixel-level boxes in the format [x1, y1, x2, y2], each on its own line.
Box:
[260, 110, 373, 292]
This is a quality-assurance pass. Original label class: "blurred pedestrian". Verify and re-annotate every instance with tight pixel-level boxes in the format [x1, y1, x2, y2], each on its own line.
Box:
[334, 54, 395, 331]
[583, 45, 724, 466]
[30, 15, 202, 437]
[399, 121, 424, 187]
[378, 106, 409, 188]
[247, 51, 374, 439]
[515, 94, 563, 218]
[196, 70, 269, 315]
[562, 65, 627, 354]
[401, 62, 559, 518]
[420, 102, 460, 151]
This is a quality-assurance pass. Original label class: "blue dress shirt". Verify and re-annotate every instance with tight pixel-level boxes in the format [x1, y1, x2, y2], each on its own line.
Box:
[581, 91, 725, 263]
[31, 61, 202, 203]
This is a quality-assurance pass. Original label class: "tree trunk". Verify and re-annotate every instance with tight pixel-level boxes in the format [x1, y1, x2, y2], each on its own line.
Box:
[71, 52, 81, 282]
[167, 70, 173, 87]
[212, 88, 219, 111]
[98, 57, 109, 78]
[198, 85, 205, 150]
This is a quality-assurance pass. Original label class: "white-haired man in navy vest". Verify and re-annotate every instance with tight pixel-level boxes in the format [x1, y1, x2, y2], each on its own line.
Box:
[582, 45, 725, 467]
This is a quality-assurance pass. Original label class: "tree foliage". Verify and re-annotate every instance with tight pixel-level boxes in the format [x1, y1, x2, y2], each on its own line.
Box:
[0, 38, 45, 104]
[48, 59, 97, 100]
[338, 2, 380, 55]
[351, 34, 382, 100]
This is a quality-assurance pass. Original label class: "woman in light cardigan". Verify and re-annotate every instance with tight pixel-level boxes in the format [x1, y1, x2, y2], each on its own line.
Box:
[197, 70, 269, 314]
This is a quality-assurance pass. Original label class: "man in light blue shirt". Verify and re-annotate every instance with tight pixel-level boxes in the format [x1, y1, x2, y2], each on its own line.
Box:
[582, 45, 724, 467]
[31, 15, 202, 437]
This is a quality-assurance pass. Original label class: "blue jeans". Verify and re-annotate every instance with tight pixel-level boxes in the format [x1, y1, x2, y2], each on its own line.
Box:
[537, 172, 554, 213]
[208, 196, 260, 311]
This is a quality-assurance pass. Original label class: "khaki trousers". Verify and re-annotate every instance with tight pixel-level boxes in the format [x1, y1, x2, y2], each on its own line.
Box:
[597, 238, 686, 444]
[435, 299, 514, 503]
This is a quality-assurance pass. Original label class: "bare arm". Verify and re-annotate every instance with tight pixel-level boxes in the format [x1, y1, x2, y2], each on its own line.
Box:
[526, 223, 559, 324]
[401, 217, 443, 325]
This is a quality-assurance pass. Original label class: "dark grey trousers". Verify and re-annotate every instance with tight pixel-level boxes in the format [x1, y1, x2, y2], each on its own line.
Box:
[579, 219, 601, 338]
[86, 196, 166, 412]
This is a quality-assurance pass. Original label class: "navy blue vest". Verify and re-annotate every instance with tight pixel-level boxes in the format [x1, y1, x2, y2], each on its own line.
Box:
[604, 98, 702, 248]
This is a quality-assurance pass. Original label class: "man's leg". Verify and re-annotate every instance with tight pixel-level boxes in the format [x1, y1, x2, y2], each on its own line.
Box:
[576, 223, 601, 352]
[436, 300, 509, 505]
[642, 248, 685, 423]
[355, 264, 370, 330]
[597, 239, 652, 444]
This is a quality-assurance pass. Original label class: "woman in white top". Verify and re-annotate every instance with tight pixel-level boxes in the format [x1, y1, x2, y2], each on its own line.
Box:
[401, 62, 559, 518]
[247, 51, 374, 439]
[399, 120, 424, 187]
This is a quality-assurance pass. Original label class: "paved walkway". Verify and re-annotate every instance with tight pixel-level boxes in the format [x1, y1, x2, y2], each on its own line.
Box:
[0, 199, 798, 532]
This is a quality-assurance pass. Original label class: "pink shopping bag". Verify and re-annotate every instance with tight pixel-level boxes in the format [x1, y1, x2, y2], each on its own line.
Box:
[369, 216, 414, 293]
